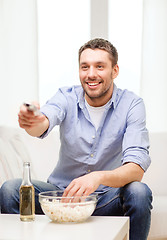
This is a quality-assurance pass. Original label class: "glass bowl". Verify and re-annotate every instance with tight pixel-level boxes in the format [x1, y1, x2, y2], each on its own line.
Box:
[39, 190, 97, 223]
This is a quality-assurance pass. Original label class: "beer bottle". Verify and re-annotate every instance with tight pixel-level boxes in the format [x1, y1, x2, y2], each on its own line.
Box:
[20, 162, 35, 221]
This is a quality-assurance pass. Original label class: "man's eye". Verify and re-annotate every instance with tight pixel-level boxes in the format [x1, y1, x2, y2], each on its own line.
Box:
[97, 65, 103, 69]
[81, 66, 88, 70]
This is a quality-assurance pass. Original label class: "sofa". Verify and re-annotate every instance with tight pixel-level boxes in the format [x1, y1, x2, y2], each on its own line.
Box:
[0, 125, 167, 240]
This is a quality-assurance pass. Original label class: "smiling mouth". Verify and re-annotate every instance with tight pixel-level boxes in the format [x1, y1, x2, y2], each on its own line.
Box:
[87, 82, 101, 87]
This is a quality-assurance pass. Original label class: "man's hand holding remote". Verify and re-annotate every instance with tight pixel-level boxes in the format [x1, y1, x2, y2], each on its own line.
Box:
[18, 102, 49, 137]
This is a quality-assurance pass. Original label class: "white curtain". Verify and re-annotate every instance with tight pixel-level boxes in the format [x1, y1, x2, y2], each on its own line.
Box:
[37, 0, 90, 105]
[108, 0, 143, 97]
[141, 0, 167, 132]
[0, 0, 38, 127]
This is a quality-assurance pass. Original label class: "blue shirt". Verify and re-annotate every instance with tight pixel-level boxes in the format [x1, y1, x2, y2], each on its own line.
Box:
[40, 84, 151, 193]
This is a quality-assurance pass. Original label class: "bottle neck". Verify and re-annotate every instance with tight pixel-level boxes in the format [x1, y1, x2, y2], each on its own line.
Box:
[21, 162, 32, 186]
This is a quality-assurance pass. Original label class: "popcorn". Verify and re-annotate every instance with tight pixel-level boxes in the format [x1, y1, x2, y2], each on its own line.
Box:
[40, 199, 96, 222]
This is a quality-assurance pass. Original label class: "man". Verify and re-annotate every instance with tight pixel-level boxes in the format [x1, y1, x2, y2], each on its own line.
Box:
[0, 38, 152, 240]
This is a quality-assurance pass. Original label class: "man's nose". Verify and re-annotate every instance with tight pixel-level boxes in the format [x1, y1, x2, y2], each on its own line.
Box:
[87, 66, 97, 79]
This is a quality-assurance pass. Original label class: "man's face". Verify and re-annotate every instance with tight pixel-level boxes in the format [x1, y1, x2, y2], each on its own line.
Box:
[79, 48, 119, 107]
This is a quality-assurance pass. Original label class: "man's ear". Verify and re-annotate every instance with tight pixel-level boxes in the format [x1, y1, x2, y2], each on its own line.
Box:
[112, 64, 119, 79]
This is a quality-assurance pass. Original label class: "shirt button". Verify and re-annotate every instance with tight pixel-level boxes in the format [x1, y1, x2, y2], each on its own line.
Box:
[92, 136, 95, 139]
[90, 154, 94, 157]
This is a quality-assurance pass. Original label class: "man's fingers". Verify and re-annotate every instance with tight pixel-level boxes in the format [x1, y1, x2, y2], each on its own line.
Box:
[63, 182, 78, 197]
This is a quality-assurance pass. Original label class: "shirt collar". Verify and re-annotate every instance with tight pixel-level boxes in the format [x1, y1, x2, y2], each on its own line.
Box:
[78, 83, 119, 110]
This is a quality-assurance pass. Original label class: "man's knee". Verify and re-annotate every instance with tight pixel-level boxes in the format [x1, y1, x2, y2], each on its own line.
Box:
[125, 181, 152, 197]
[122, 181, 153, 209]
[0, 179, 22, 213]
[1, 179, 21, 199]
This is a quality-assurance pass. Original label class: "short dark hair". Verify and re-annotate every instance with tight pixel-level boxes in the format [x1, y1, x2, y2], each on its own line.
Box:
[79, 38, 118, 67]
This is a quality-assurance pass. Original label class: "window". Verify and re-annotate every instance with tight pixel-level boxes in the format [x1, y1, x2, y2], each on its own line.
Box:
[37, 0, 143, 105]
[108, 0, 143, 95]
[37, 0, 90, 105]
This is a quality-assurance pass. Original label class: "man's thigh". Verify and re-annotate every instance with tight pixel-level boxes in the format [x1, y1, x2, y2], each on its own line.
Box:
[31, 179, 61, 214]
[93, 187, 124, 216]
[0, 178, 60, 214]
[32, 179, 61, 193]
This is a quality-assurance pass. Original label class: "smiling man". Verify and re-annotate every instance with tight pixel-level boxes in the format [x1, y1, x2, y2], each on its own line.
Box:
[79, 47, 119, 107]
[0, 38, 152, 240]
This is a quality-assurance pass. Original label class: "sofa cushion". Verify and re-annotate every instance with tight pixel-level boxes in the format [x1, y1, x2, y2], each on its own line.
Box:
[0, 126, 36, 186]
[22, 127, 60, 181]
[143, 132, 167, 196]
[148, 196, 167, 239]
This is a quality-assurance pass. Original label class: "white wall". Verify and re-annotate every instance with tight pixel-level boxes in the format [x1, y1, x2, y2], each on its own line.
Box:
[0, 0, 38, 127]
[141, 0, 167, 132]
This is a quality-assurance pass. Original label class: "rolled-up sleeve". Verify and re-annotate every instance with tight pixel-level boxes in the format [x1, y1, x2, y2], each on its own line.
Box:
[39, 89, 67, 138]
[122, 98, 151, 171]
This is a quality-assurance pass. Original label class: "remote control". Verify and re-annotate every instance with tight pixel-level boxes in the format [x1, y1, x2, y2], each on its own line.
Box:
[23, 102, 41, 116]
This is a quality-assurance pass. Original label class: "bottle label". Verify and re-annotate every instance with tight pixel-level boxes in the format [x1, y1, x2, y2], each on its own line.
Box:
[20, 186, 34, 216]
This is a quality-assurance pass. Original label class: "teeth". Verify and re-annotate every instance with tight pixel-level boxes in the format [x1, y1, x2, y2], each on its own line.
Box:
[88, 82, 99, 86]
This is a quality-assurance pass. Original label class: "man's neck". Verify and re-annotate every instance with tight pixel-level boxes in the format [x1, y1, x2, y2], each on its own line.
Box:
[85, 92, 113, 107]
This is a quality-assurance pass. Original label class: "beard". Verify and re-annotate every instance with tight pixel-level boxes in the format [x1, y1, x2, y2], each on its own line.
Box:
[81, 72, 113, 101]
[83, 81, 113, 100]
